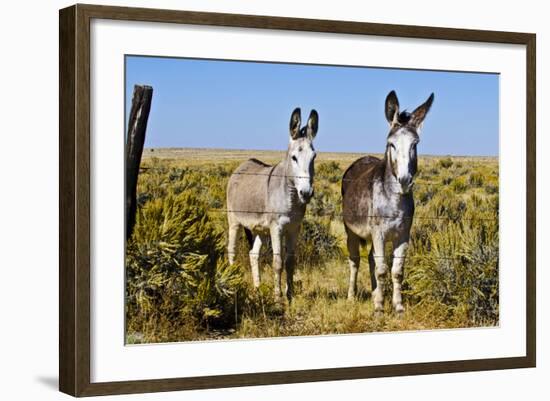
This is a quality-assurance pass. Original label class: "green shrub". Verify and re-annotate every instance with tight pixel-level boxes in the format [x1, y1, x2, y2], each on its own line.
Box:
[126, 192, 245, 342]
[416, 186, 437, 205]
[438, 157, 453, 168]
[316, 161, 342, 183]
[451, 177, 468, 193]
[406, 204, 499, 325]
[427, 188, 467, 221]
[485, 184, 498, 194]
[428, 167, 440, 176]
[469, 172, 484, 187]
[296, 218, 342, 268]
[308, 183, 339, 218]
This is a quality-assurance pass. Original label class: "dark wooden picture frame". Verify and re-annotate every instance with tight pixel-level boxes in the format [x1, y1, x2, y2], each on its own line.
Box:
[59, 3, 536, 397]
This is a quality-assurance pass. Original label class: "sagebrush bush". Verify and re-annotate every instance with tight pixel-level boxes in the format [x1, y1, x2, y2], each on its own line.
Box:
[469, 171, 484, 187]
[415, 186, 437, 205]
[406, 186, 499, 325]
[426, 187, 467, 221]
[451, 177, 468, 193]
[438, 157, 453, 168]
[485, 184, 499, 195]
[308, 183, 339, 218]
[296, 218, 342, 268]
[316, 161, 342, 183]
[126, 192, 245, 342]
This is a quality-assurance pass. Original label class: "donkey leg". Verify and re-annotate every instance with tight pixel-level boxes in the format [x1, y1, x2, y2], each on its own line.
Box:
[249, 235, 263, 288]
[346, 227, 361, 300]
[227, 222, 240, 265]
[368, 246, 376, 295]
[391, 234, 409, 313]
[270, 225, 284, 301]
[372, 231, 387, 312]
[284, 229, 299, 302]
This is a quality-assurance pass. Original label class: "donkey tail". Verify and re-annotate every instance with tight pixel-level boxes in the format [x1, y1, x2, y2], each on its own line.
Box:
[243, 228, 254, 249]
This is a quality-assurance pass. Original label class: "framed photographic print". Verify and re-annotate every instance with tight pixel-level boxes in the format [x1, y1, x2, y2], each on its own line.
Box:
[59, 4, 536, 397]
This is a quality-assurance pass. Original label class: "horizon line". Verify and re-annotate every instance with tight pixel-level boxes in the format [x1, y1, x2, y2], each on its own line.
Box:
[142, 146, 498, 158]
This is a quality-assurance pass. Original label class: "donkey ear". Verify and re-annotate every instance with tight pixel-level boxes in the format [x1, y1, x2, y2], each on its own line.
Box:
[306, 110, 319, 139]
[409, 93, 434, 129]
[385, 90, 400, 125]
[289, 107, 302, 139]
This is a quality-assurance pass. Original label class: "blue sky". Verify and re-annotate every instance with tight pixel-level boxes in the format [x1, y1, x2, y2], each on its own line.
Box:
[125, 56, 499, 156]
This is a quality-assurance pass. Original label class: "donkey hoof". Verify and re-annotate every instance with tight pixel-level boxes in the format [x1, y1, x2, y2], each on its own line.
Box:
[374, 309, 384, 318]
[274, 293, 285, 304]
[272, 300, 286, 315]
[394, 304, 405, 314]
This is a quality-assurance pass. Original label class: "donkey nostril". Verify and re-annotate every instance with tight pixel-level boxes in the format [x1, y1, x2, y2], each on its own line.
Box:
[399, 177, 411, 186]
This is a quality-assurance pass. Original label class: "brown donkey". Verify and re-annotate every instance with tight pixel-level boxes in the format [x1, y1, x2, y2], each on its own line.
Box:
[342, 91, 434, 313]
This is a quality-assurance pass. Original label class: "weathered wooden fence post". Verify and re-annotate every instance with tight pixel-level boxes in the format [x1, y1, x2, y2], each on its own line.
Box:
[126, 84, 153, 241]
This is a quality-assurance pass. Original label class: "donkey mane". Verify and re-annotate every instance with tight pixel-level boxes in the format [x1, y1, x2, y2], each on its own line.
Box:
[394, 110, 412, 125]
[247, 158, 271, 168]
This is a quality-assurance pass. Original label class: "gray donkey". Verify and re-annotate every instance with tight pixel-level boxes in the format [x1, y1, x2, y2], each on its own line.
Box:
[342, 91, 434, 313]
[227, 108, 319, 301]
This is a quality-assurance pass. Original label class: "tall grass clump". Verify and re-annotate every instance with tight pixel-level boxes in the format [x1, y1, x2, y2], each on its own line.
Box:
[438, 157, 453, 169]
[126, 192, 245, 343]
[468, 171, 484, 187]
[451, 176, 468, 193]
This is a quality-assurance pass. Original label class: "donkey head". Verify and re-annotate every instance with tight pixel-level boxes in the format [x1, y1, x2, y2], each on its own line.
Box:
[288, 107, 319, 204]
[384, 91, 434, 194]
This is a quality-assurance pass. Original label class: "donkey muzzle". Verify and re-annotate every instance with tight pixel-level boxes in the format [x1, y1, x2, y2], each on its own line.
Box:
[299, 188, 314, 203]
[398, 176, 413, 194]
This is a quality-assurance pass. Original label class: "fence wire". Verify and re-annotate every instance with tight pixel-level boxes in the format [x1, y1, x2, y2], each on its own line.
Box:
[212, 209, 497, 221]
[138, 166, 498, 221]
[225, 250, 466, 260]
[135, 164, 499, 262]
[139, 166, 497, 187]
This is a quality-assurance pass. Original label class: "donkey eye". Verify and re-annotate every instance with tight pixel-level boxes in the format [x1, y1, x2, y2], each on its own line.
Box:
[292, 155, 298, 163]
